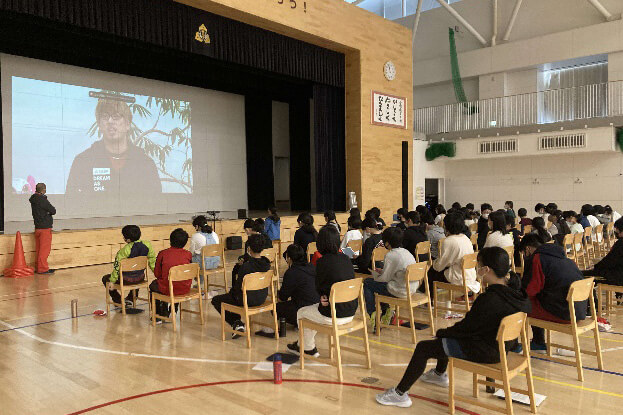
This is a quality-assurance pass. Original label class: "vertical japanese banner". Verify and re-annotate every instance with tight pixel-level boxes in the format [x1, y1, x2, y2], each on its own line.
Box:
[371, 91, 407, 129]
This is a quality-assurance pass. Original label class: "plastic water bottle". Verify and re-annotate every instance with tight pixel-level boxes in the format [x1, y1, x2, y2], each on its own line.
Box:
[273, 354, 282, 384]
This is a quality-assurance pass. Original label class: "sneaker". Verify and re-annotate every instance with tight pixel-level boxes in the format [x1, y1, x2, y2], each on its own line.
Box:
[375, 388, 412, 408]
[380, 308, 394, 326]
[36, 269, 55, 275]
[420, 369, 449, 388]
[232, 322, 246, 339]
[530, 340, 547, 354]
[287, 341, 320, 358]
[155, 319, 163, 325]
[455, 293, 474, 303]
[597, 317, 612, 333]
[368, 311, 377, 329]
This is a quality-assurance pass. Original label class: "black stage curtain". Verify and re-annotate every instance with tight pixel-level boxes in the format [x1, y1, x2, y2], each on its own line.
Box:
[289, 98, 311, 211]
[0, 0, 344, 88]
[245, 96, 274, 211]
[313, 84, 346, 212]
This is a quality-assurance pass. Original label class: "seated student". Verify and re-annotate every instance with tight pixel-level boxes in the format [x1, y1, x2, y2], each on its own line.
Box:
[518, 208, 532, 232]
[563, 210, 584, 234]
[211, 234, 271, 336]
[256, 244, 319, 336]
[102, 225, 156, 307]
[462, 207, 476, 227]
[547, 213, 559, 237]
[605, 205, 622, 223]
[426, 213, 479, 294]
[578, 204, 592, 229]
[477, 203, 493, 250]
[433, 205, 446, 226]
[396, 207, 409, 230]
[451, 202, 462, 211]
[340, 216, 363, 254]
[519, 234, 586, 352]
[583, 217, 623, 287]
[149, 228, 192, 321]
[504, 201, 516, 219]
[353, 217, 384, 274]
[375, 247, 530, 408]
[484, 211, 514, 249]
[427, 217, 446, 260]
[594, 205, 609, 226]
[293, 212, 318, 253]
[363, 227, 417, 324]
[531, 216, 552, 242]
[535, 203, 548, 219]
[465, 203, 475, 213]
[189, 215, 220, 277]
[264, 207, 281, 241]
[506, 215, 522, 266]
[324, 210, 342, 234]
[402, 211, 428, 260]
[287, 226, 358, 357]
[253, 218, 274, 249]
[371, 206, 387, 227]
[546, 202, 558, 215]
[582, 204, 603, 243]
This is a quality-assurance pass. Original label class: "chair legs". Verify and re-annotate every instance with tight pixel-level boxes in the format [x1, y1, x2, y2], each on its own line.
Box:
[525, 359, 537, 414]
[299, 321, 305, 370]
[448, 359, 456, 415]
[501, 372, 514, 415]
[334, 331, 343, 382]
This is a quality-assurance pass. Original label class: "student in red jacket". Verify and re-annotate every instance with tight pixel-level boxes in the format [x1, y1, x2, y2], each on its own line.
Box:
[149, 228, 192, 321]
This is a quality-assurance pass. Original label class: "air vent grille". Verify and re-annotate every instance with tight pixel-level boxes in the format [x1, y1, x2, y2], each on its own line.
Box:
[478, 138, 518, 154]
[539, 133, 586, 150]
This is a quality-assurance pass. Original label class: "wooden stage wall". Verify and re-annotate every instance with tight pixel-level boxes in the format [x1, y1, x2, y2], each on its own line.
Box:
[0, 213, 350, 275]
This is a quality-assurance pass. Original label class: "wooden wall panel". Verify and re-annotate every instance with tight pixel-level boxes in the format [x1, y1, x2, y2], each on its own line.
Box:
[177, 0, 414, 214]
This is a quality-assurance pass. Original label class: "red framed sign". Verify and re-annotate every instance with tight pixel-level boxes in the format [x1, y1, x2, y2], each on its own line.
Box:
[371, 91, 407, 129]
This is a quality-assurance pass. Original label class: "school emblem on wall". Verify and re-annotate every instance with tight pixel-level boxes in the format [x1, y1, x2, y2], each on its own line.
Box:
[195, 24, 211, 44]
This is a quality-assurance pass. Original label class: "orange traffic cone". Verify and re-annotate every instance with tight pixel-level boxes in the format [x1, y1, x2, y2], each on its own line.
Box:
[3, 232, 34, 278]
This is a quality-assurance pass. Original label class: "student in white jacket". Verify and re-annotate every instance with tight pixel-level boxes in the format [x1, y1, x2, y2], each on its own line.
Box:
[340, 216, 363, 255]
[363, 227, 417, 318]
[426, 213, 479, 294]
[484, 211, 514, 249]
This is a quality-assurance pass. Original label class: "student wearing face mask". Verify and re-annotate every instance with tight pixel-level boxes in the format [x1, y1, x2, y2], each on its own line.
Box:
[477, 203, 493, 250]
[483, 211, 514, 249]
[519, 234, 587, 352]
[583, 218, 623, 288]
[375, 247, 530, 408]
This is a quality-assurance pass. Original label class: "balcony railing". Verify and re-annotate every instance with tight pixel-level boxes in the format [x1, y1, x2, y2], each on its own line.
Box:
[414, 81, 622, 135]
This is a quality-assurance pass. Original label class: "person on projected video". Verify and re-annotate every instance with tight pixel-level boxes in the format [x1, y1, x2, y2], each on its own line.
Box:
[65, 99, 162, 196]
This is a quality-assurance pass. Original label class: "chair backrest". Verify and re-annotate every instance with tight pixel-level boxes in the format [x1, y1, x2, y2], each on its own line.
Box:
[496, 312, 527, 342]
[583, 226, 593, 241]
[502, 246, 515, 271]
[372, 246, 389, 266]
[545, 221, 552, 230]
[347, 239, 363, 253]
[272, 239, 281, 254]
[461, 253, 478, 278]
[242, 270, 274, 291]
[415, 241, 432, 265]
[120, 256, 148, 274]
[330, 278, 363, 304]
[201, 243, 224, 258]
[168, 263, 199, 282]
[438, 237, 446, 257]
[306, 242, 317, 259]
[566, 277, 594, 303]
[262, 247, 277, 264]
[470, 233, 478, 249]
[523, 225, 532, 234]
[573, 232, 584, 252]
[563, 234, 575, 259]
[469, 223, 478, 233]
[594, 224, 604, 241]
[606, 222, 614, 236]
[405, 262, 428, 284]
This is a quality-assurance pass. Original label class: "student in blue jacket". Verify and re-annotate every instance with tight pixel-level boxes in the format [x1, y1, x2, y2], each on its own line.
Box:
[264, 207, 281, 241]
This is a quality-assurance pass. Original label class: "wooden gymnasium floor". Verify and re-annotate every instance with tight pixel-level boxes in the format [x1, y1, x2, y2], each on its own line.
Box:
[0, 249, 621, 415]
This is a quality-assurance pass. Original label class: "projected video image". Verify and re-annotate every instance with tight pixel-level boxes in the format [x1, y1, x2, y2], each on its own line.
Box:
[11, 77, 193, 195]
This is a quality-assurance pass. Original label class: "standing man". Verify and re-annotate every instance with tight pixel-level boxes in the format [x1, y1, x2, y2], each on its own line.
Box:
[29, 183, 55, 274]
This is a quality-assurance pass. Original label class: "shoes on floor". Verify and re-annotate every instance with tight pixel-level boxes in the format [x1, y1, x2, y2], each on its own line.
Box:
[420, 369, 449, 388]
[380, 308, 394, 326]
[530, 340, 547, 354]
[36, 269, 55, 275]
[232, 322, 246, 339]
[287, 341, 320, 358]
[375, 388, 412, 408]
[597, 317, 612, 332]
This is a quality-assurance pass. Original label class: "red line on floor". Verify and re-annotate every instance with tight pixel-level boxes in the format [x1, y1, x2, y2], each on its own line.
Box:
[66, 378, 480, 415]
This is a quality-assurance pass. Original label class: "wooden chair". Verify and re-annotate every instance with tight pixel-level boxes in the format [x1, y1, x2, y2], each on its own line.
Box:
[449, 312, 536, 415]
[470, 233, 478, 253]
[105, 256, 150, 315]
[597, 283, 623, 318]
[528, 277, 603, 382]
[469, 223, 478, 233]
[200, 243, 227, 295]
[299, 278, 371, 381]
[573, 233, 587, 270]
[515, 252, 525, 277]
[150, 263, 204, 332]
[523, 225, 532, 235]
[272, 239, 282, 259]
[563, 233, 576, 262]
[221, 270, 278, 348]
[592, 224, 607, 257]
[438, 237, 446, 258]
[433, 253, 478, 317]
[502, 246, 515, 273]
[347, 238, 363, 254]
[374, 262, 435, 343]
[261, 247, 280, 295]
[371, 246, 388, 269]
[583, 226, 595, 262]
[415, 241, 433, 265]
[306, 242, 317, 261]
